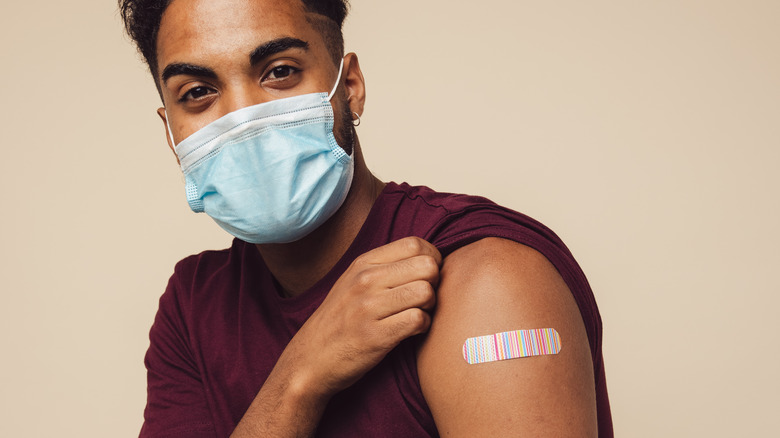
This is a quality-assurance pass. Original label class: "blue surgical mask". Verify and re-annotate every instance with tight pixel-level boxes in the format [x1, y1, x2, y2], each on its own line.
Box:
[167, 60, 354, 244]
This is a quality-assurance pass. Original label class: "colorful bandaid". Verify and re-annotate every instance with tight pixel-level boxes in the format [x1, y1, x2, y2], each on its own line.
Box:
[462, 328, 561, 364]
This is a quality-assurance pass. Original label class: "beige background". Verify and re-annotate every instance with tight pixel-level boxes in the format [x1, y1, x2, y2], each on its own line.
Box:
[1, 0, 778, 436]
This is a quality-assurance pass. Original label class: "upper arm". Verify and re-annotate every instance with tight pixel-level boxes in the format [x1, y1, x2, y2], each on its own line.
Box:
[141, 276, 216, 437]
[417, 238, 597, 437]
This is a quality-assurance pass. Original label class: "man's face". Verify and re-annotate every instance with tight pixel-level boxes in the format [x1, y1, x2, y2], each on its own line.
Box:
[156, 0, 352, 148]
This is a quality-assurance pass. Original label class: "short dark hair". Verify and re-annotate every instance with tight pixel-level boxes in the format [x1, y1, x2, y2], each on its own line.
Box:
[119, 0, 349, 87]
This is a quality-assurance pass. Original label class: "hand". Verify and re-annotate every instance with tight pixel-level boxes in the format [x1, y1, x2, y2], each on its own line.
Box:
[231, 237, 442, 437]
[278, 236, 441, 399]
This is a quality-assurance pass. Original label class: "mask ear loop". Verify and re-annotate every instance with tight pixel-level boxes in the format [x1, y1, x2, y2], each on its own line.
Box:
[164, 110, 176, 148]
[326, 58, 345, 101]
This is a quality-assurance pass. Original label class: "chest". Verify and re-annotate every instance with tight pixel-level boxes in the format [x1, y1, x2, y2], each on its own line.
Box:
[188, 289, 438, 437]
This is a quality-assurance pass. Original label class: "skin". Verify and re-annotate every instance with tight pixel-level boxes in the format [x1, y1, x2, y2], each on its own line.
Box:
[417, 238, 597, 436]
[154, 0, 598, 436]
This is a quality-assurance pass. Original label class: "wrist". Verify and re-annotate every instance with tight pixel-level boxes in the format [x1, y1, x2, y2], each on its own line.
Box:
[232, 365, 332, 437]
[263, 353, 335, 415]
[284, 368, 333, 410]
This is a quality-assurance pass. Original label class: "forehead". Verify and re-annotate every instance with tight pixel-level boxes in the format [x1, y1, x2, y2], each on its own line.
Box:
[157, 0, 321, 69]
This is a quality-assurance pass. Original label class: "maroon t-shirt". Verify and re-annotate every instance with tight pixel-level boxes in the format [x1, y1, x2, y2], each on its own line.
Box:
[141, 182, 612, 437]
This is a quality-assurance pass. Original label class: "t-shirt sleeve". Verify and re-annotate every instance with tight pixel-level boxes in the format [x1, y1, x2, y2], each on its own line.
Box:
[140, 265, 216, 437]
[426, 204, 603, 371]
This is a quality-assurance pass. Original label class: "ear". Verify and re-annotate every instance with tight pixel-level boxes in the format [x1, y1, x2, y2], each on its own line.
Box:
[157, 107, 180, 164]
[342, 52, 366, 118]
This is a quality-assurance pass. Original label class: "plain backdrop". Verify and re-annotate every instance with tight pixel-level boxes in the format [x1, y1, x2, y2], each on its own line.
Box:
[1, 0, 778, 436]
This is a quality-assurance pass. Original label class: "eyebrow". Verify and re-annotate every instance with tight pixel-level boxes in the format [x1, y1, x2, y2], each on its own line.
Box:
[249, 37, 309, 66]
[160, 37, 309, 86]
[161, 63, 217, 85]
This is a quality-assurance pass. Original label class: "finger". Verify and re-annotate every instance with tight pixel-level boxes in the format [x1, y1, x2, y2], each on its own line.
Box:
[358, 237, 442, 266]
[356, 254, 440, 291]
[389, 254, 440, 287]
[377, 307, 432, 346]
[372, 280, 436, 319]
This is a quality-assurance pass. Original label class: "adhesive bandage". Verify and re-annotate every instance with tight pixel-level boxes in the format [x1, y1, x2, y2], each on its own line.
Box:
[462, 328, 561, 364]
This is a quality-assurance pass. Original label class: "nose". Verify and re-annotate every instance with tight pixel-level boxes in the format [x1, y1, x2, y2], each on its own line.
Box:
[217, 80, 273, 116]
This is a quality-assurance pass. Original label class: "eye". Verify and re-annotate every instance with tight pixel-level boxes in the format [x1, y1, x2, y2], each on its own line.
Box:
[179, 85, 216, 103]
[264, 65, 300, 82]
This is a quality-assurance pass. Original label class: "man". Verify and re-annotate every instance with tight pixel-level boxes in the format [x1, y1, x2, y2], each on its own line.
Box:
[120, 0, 612, 436]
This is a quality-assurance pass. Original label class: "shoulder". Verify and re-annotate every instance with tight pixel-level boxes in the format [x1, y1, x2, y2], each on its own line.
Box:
[428, 238, 587, 338]
[417, 237, 598, 437]
[385, 182, 504, 223]
[392, 184, 603, 356]
[387, 183, 566, 255]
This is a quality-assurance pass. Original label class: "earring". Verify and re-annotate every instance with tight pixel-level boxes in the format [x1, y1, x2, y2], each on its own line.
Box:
[352, 111, 361, 127]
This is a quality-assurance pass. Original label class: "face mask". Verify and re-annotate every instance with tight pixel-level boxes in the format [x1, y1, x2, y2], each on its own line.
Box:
[167, 59, 354, 244]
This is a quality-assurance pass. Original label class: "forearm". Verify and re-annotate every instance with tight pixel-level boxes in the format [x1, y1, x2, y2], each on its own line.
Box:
[230, 360, 331, 438]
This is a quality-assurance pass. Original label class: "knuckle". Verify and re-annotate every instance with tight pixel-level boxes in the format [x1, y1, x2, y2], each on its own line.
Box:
[421, 283, 436, 303]
[407, 309, 429, 331]
[403, 236, 425, 253]
[354, 269, 376, 288]
[409, 256, 439, 280]
[409, 281, 433, 302]
[419, 255, 439, 273]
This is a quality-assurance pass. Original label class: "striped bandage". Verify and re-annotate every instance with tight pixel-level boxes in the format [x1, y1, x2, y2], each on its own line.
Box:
[462, 328, 561, 364]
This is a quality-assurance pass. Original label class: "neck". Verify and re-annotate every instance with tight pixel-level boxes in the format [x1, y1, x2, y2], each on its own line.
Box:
[254, 142, 384, 297]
